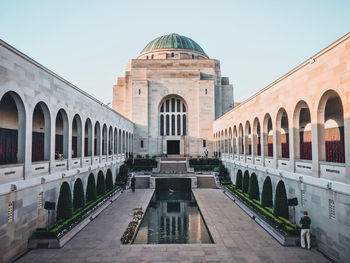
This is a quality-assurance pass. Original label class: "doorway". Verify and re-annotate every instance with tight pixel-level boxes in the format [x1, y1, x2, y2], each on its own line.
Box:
[167, 140, 180, 154]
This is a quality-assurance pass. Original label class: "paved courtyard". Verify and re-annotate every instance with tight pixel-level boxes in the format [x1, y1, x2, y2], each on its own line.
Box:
[17, 189, 329, 263]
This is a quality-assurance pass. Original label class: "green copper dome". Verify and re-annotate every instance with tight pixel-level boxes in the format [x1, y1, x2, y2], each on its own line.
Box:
[141, 33, 207, 56]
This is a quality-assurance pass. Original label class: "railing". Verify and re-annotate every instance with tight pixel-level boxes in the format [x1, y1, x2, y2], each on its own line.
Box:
[71, 158, 81, 168]
[101, 155, 107, 162]
[32, 161, 50, 176]
[277, 158, 290, 171]
[83, 157, 91, 166]
[264, 157, 274, 168]
[246, 156, 253, 164]
[54, 160, 67, 172]
[0, 163, 24, 184]
[93, 156, 100, 164]
[254, 156, 262, 165]
[320, 161, 346, 179]
[295, 160, 312, 175]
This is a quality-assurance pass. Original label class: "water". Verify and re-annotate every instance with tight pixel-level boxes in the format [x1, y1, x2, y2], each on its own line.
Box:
[133, 190, 213, 244]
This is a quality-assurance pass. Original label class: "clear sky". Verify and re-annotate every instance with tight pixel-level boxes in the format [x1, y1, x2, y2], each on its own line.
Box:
[1, 0, 349, 104]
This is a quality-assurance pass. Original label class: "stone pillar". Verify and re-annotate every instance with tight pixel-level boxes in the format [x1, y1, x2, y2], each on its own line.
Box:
[49, 115, 56, 174]
[272, 130, 278, 169]
[24, 112, 32, 179]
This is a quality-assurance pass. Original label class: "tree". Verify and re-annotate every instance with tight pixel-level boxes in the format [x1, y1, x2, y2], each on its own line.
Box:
[86, 173, 97, 202]
[73, 178, 85, 211]
[248, 173, 260, 200]
[235, 170, 243, 190]
[106, 169, 113, 191]
[274, 180, 289, 219]
[96, 171, 106, 196]
[116, 165, 128, 184]
[242, 171, 250, 193]
[56, 182, 73, 221]
[261, 176, 273, 207]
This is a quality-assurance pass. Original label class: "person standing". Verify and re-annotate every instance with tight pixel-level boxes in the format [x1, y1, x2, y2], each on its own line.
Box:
[204, 148, 208, 158]
[300, 211, 311, 249]
[131, 175, 136, 192]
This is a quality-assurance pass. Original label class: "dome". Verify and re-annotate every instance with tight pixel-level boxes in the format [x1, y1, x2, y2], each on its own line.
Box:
[141, 33, 207, 56]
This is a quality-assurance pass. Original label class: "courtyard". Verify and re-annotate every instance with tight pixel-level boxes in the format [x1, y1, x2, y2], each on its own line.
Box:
[17, 189, 329, 263]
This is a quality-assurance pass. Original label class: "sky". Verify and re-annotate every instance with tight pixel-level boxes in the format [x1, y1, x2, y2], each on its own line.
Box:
[0, 0, 349, 105]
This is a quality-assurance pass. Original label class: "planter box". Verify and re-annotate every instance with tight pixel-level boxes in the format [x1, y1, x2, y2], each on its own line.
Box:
[28, 188, 122, 249]
[223, 187, 298, 246]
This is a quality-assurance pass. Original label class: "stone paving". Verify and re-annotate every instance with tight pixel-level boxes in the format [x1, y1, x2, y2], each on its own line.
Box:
[17, 189, 330, 263]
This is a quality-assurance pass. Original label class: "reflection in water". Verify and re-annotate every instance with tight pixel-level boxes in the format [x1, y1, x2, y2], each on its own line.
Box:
[133, 190, 213, 244]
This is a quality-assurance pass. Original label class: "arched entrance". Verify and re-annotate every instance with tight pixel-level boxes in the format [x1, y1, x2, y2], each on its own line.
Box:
[159, 95, 187, 155]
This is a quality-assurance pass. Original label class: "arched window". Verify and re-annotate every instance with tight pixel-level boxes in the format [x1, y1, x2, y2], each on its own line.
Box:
[72, 114, 82, 158]
[0, 92, 25, 165]
[32, 102, 50, 162]
[192, 54, 195, 59]
[84, 118, 92, 157]
[102, 124, 107, 156]
[277, 108, 289, 158]
[318, 91, 345, 163]
[108, 126, 113, 155]
[263, 114, 273, 157]
[114, 128, 118, 154]
[293, 101, 312, 160]
[171, 52, 174, 57]
[94, 122, 101, 156]
[159, 95, 188, 136]
[55, 109, 69, 159]
[151, 55, 154, 59]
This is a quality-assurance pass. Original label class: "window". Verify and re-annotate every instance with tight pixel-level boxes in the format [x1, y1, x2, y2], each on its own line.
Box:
[166, 115, 170, 136]
[183, 103, 186, 112]
[192, 54, 194, 59]
[171, 115, 175, 135]
[329, 199, 335, 219]
[146, 56, 148, 60]
[8, 201, 14, 223]
[171, 52, 174, 57]
[160, 103, 164, 112]
[205, 89, 207, 95]
[166, 100, 169, 112]
[160, 115, 164, 136]
[183, 115, 187, 135]
[151, 55, 154, 59]
[138, 89, 141, 95]
[38, 192, 43, 209]
[171, 98, 175, 112]
[140, 140, 144, 148]
[301, 190, 305, 206]
[177, 99, 180, 112]
[203, 140, 206, 147]
[177, 115, 181, 135]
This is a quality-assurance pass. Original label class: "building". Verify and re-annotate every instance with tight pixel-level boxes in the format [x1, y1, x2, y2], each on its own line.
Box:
[113, 33, 233, 157]
[0, 31, 350, 263]
[213, 33, 350, 262]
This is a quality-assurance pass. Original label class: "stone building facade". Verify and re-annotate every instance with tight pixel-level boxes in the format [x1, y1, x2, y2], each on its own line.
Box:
[113, 33, 233, 157]
[0, 40, 134, 263]
[213, 33, 350, 262]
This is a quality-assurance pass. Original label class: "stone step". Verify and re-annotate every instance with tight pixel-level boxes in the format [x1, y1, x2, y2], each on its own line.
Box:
[197, 176, 217, 189]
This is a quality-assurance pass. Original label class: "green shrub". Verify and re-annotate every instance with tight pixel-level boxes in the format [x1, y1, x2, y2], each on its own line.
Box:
[274, 180, 289, 219]
[56, 182, 73, 221]
[189, 158, 221, 166]
[86, 173, 97, 202]
[242, 171, 250, 193]
[248, 173, 260, 200]
[213, 167, 219, 173]
[73, 178, 85, 211]
[261, 176, 273, 207]
[117, 165, 128, 184]
[236, 170, 243, 190]
[105, 170, 113, 190]
[96, 171, 106, 196]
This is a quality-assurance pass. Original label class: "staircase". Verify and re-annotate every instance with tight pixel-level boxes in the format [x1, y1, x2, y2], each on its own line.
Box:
[197, 175, 217, 188]
[159, 157, 187, 173]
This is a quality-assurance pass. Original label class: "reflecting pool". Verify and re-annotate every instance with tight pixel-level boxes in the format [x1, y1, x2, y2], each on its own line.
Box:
[133, 190, 213, 244]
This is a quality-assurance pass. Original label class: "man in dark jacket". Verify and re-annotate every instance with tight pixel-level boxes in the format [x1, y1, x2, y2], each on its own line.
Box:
[300, 211, 311, 249]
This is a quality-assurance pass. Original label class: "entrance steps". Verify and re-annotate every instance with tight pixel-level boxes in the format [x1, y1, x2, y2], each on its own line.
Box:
[197, 175, 217, 189]
[159, 157, 187, 173]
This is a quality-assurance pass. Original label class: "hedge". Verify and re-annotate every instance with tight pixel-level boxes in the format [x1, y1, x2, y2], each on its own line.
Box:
[191, 165, 218, 171]
[242, 171, 250, 193]
[189, 158, 221, 166]
[274, 180, 289, 219]
[117, 165, 128, 184]
[56, 182, 73, 221]
[226, 184, 296, 236]
[261, 176, 273, 208]
[236, 170, 243, 190]
[86, 173, 97, 202]
[96, 171, 106, 196]
[73, 178, 85, 211]
[105, 170, 113, 191]
[248, 173, 259, 201]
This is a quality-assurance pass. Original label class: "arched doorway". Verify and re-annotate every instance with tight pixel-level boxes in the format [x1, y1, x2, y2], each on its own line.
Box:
[159, 95, 187, 155]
